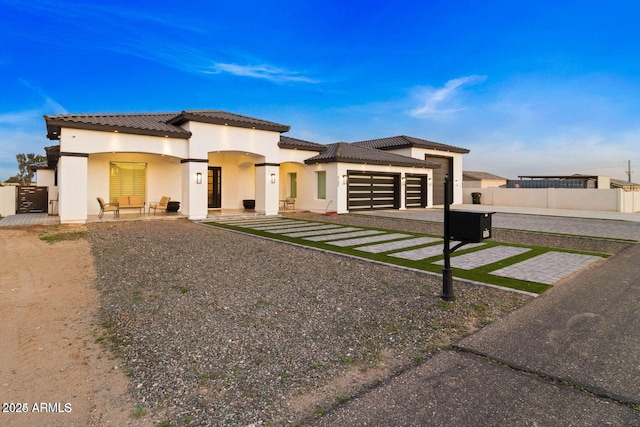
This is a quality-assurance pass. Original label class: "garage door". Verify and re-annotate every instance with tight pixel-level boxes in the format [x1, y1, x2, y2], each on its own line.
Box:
[348, 172, 400, 211]
[405, 174, 427, 208]
[427, 156, 452, 205]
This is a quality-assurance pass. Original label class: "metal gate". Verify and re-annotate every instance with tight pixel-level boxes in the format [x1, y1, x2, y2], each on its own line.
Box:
[405, 174, 427, 208]
[17, 186, 48, 213]
[347, 172, 400, 211]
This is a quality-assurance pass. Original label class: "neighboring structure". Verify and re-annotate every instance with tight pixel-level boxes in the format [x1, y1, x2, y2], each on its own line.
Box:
[36, 110, 469, 224]
[509, 175, 610, 189]
[611, 178, 640, 191]
[463, 171, 507, 188]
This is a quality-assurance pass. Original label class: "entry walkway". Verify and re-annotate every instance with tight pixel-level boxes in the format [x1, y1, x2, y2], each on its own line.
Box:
[0, 213, 60, 226]
[207, 216, 606, 293]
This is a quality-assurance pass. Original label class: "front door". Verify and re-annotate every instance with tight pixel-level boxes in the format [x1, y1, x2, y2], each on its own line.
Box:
[208, 167, 221, 208]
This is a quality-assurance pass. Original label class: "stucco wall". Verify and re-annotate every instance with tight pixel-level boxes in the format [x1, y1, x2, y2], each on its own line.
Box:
[60, 128, 189, 157]
[0, 185, 16, 217]
[622, 191, 640, 213]
[58, 155, 88, 223]
[183, 121, 281, 161]
[463, 188, 639, 213]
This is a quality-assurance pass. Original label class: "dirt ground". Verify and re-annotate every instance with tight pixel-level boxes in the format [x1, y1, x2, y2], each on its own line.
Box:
[0, 226, 151, 427]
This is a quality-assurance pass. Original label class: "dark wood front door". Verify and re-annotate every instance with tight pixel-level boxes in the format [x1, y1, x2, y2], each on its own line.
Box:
[208, 167, 221, 208]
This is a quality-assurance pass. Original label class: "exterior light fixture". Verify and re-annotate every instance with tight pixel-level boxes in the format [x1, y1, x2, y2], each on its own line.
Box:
[270, 173, 276, 184]
[342, 175, 347, 185]
[401, 176, 406, 185]
[196, 172, 202, 184]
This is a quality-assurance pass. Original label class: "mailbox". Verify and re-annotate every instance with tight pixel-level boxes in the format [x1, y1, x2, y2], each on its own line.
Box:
[448, 210, 494, 243]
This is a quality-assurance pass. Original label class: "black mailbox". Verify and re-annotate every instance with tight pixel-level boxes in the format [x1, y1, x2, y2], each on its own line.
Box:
[448, 210, 494, 243]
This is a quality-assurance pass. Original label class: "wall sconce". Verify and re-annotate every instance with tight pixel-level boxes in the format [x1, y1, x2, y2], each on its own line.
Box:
[342, 175, 347, 185]
[196, 172, 202, 184]
[401, 176, 406, 185]
[270, 173, 276, 184]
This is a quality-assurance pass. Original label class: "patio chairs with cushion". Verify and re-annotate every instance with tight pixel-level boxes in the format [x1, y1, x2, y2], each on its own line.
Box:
[149, 196, 170, 215]
[285, 197, 295, 210]
[116, 195, 146, 214]
[97, 197, 119, 219]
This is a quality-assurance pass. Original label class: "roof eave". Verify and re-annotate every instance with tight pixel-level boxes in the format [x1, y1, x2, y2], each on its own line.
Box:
[44, 118, 191, 140]
[170, 113, 291, 133]
[279, 143, 327, 152]
[305, 158, 440, 168]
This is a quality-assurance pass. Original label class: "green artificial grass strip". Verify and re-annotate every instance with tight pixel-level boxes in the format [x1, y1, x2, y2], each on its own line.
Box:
[204, 219, 608, 295]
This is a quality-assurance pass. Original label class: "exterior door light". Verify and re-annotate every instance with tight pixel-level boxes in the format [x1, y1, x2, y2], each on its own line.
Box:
[270, 173, 276, 184]
[196, 172, 202, 184]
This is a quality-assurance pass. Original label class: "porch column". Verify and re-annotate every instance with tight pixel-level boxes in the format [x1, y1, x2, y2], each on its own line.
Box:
[59, 152, 88, 224]
[181, 159, 208, 220]
[399, 172, 407, 210]
[255, 163, 280, 215]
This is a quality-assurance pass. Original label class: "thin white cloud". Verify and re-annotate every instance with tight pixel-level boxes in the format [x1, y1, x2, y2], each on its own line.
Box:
[407, 75, 487, 119]
[208, 63, 320, 84]
[3, 0, 319, 85]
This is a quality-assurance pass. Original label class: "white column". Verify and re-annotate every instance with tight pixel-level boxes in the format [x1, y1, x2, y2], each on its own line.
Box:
[59, 154, 88, 224]
[399, 173, 407, 210]
[255, 163, 280, 215]
[181, 160, 208, 220]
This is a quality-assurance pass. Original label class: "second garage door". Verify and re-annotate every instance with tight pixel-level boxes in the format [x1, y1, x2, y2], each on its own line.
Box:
[405, 174, 427, 208]
[348, 172, 400, 211]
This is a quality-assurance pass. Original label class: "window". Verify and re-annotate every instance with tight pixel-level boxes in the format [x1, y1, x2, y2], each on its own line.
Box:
[109, 162, 146, 203]
[316, 171, 326, 199]
[288, 173, 297, 198]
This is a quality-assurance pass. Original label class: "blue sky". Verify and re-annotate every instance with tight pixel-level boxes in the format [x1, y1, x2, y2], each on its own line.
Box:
[1, 0, 638, 182]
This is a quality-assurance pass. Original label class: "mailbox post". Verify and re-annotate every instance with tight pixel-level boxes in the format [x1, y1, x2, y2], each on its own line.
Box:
[441, 175, 494, 300]
[442, 175, 454, 300]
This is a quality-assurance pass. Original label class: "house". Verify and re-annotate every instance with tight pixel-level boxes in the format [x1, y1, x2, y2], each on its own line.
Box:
[610, 178, 640, 192]
[463, 171, 508, 188]
[39, 110, 469, 224]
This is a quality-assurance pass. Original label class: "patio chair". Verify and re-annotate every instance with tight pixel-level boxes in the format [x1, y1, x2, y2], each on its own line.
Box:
[149, 196, 170, 215]
[285, 197, 295, 210]
[97, 197, 119, 219]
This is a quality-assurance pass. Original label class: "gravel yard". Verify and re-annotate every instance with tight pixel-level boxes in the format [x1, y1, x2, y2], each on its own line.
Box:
[87, 219, 532, 425]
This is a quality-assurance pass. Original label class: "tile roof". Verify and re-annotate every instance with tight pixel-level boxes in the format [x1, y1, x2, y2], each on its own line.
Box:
[44, 110, 290, 140]
[304, 142, 442, 168]
[352, 135, 470, 154]
[45, 112, 190, 139]
[278, 135, 327, 152]
[29, 161, 50, 171]
[610, 178, 640, 190]
[168, 110, 290, 132]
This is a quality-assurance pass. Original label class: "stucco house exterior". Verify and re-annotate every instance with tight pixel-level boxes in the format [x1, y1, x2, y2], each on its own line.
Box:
[38, 110, 469, 224]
